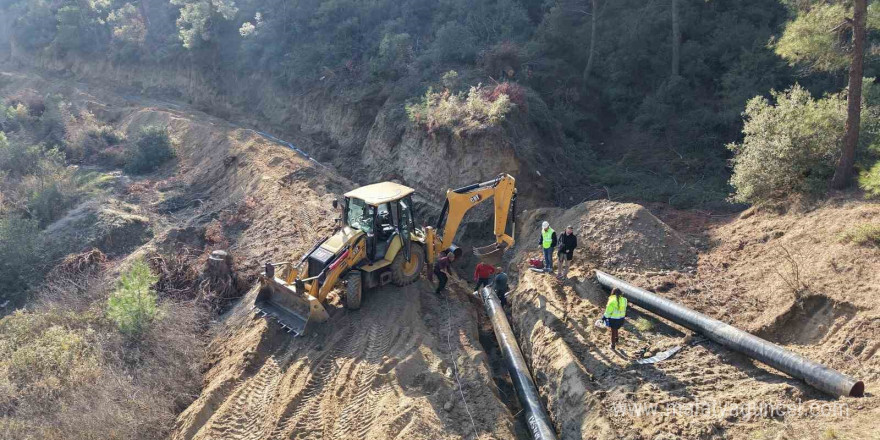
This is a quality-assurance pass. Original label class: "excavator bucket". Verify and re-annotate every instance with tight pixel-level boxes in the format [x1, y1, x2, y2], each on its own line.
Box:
[254, 272, 330, 336]
[473, 242, 508, 266]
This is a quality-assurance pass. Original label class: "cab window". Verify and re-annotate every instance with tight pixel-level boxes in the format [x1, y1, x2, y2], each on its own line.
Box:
[345, 198, 375, 233]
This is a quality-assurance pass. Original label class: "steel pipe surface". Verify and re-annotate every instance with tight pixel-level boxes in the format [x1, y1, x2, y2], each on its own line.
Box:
[595, 270, 864, 398]
[480, 287, 558, 440]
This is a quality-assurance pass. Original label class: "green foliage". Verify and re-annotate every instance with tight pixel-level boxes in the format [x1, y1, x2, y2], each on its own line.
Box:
[170, 0, 238, 49]
[0, 133, 43, 175]
[859, 161, 880, 198]
[124, 125, 174, 174]
[0, 311, 99, 411]
[406, 85, 513, 134]
[106, 258, 161, 336]
[775, 3, 850, 72]
[371, 33, 413, 78]
[776, 2, 880, 72]
[634, 317, 654, 332]
[838, 223, 880, 246]
[0, 215, 41, 297]
[728, 85, 847, 203]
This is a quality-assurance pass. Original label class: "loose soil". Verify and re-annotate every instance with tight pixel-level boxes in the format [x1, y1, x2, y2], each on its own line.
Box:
[5, 65, 879, 440]
[508, 199, 880, 440]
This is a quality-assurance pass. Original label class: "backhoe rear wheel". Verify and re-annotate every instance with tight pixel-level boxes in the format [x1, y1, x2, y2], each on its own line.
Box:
[344, 271, 362, 310]
[391, 244, 424, 286]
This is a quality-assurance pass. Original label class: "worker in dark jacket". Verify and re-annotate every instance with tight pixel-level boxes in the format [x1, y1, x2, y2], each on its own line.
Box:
[493, 267, 510, 307]
[539, 221, 557, 273]
[434, 251, 455, 295]
[556, 225, 577, 279]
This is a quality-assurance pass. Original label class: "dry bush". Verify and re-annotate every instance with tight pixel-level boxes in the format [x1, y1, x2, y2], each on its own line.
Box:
[1, 252, 208, 440]
[204, 219, 228, 246]
[220, 196, 258, 226]
[838, 223, 880, 247]
[150, 249, 241, 314]
[406, 84, 513, 135]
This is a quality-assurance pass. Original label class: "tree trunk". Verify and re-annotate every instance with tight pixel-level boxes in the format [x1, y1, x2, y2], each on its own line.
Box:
[671, 0, 680, 77]
[831, 0, 867, 189]
[582, 0, 599, 85]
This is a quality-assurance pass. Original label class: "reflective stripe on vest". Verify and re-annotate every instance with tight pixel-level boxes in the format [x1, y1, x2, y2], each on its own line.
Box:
[542, 228, 554, 249]
[604, 296, 627, 319]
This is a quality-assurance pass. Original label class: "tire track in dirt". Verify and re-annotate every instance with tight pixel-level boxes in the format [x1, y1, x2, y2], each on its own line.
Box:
[198, 357, 282, 440]
[272, 291, 413, 439]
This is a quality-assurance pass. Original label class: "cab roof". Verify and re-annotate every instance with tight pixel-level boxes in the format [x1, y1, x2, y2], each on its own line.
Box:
[345, 181, 415, 205]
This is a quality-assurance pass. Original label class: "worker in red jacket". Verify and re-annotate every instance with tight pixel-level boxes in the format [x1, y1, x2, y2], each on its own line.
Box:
[473, 261, 496, 290]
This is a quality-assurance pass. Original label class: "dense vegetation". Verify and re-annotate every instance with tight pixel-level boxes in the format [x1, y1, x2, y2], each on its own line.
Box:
[0, 92, 200, 439]
[7, 0, 878, 207]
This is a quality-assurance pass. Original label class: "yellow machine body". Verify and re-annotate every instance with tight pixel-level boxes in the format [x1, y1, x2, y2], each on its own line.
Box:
[255, 175, 517, 335]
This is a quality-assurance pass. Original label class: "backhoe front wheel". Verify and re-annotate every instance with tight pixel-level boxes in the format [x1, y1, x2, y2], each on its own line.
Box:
[344, 271, 362, 310]
[391, 245, 425, 286]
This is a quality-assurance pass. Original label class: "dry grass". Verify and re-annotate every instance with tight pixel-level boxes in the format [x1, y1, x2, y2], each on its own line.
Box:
[838, 223, 880, 247]
[0, 255, 209, 440]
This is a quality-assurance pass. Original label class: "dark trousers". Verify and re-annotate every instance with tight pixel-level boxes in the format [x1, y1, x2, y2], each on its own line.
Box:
[435, 270, 448, 294]
[476, 278, 490, 290]
[497, 288, 509, 307]
[543, 247, 553, 271]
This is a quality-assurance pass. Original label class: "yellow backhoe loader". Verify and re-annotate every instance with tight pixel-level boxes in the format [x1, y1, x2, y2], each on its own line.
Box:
[254, 173, 517, 335]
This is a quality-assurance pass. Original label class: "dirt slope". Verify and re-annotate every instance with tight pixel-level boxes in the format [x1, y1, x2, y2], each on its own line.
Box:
[508, 199, 879, 440]
[1, 67, 518, 440]
[173, 278, 515, 440]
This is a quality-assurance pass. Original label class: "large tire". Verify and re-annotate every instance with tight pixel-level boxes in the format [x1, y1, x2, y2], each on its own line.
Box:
[344, 271, 362, 310]
[391, 244, 425, 286]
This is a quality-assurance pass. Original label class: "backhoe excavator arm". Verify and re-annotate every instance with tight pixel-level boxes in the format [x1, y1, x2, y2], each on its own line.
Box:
[426, 174, 517, 265]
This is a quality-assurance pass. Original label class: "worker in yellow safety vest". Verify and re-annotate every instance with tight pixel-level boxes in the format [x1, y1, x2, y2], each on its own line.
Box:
[539, 221, 557, 273]
[603, 288, 627, 350]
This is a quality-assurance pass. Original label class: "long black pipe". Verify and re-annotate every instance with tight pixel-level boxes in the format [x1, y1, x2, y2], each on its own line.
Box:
[595, 270, 864, 398]
[479, 286, 558, 440]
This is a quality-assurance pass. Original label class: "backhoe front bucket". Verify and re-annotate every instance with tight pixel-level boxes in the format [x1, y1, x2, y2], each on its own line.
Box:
[473, 242, 508, 266]
[254, 275, 330, 336]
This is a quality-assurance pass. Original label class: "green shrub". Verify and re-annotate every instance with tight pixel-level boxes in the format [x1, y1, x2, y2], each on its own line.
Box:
[406, 84, 513, 135]
[634, 317, 654, 332]
[124, 126, 174, 174]
[107, 259, 161, 336]
[0, 133, 43, 176]
[859, 162, 880, 198]
[0, 311, 99, 412]
[728, 85, 846, 203]
[838, 223, 880, 247]
[0, 216, 41, 299]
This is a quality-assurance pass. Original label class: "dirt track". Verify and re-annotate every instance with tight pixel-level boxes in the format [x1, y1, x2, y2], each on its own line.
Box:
[6, 66, 878, 440]
[173, 278, 516, 440]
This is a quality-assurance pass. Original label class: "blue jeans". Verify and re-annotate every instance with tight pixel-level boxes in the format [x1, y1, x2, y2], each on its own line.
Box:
[542, 247, 553, 271]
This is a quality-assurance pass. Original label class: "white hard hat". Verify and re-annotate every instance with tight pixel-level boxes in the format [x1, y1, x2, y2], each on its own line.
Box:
[542, 221, 549, 229]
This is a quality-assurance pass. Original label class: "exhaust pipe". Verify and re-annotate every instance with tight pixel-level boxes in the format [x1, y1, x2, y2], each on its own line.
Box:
[479, 287, 558, 440]
[595, 270, 864, 398]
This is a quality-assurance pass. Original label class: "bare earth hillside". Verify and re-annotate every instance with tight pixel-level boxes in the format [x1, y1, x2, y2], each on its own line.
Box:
[509, 200, 879, 440]
[3, 66, 878, 440]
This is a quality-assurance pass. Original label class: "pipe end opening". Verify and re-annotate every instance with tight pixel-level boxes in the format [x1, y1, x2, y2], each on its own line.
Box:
[850, 381, 865, 397]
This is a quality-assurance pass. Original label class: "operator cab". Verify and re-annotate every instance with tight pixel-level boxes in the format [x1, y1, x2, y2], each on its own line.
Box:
[342, 182, 416, 262]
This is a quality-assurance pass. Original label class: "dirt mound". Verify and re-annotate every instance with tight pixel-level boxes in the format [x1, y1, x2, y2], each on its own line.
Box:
[41, 198, 152, 260]
[173, 278, 515, 440]
[517, 200, 697, 272]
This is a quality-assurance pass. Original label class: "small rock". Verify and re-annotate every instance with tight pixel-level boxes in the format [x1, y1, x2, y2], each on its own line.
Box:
[444, 401, 454, 411]
[445, 368, 453, 378]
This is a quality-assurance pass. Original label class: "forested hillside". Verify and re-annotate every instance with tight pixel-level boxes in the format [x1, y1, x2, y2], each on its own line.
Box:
[5, 0, 877, 208]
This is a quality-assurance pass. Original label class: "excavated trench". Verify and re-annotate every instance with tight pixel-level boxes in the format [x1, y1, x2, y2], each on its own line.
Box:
[7, 65, 876, 440]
